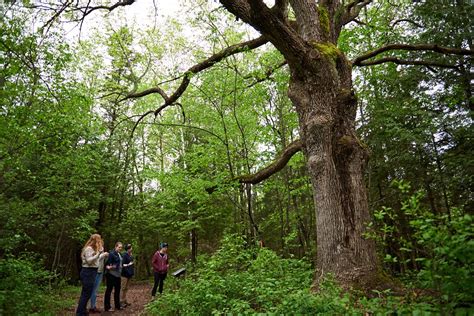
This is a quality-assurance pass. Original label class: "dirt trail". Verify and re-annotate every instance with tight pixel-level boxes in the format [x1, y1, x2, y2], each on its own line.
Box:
[61, 282, 152, 315]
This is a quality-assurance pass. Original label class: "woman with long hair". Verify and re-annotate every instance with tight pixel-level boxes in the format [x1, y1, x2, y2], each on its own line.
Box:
[76, 234, 108, 316]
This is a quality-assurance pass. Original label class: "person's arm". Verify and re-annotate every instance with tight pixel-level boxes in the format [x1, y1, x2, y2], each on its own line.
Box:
[83, 247, 101, 265]
[123, 253, 133, 267]
[152, 252, 158, 270]
[99, 252, 108, 260]
[124, 259, 134, 267]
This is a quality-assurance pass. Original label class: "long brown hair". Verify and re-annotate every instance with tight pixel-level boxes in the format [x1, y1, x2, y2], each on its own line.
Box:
[82, 234, 103, 254]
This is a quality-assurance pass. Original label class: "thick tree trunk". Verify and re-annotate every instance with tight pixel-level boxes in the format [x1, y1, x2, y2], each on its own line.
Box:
[219, 0, 397, 292]
[288, 53, 380, 290]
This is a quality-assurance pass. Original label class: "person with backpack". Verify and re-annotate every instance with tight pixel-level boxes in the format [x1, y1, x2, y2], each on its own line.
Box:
[104, 241, 123, 312]
[121, 243, 134, 307]
[76, 234, 108, 316]
[151, 242, 169, 298]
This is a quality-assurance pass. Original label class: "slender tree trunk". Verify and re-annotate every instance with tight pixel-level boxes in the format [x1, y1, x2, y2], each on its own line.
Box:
[191, 227, 198, 264]
[430, 134, 451, 220]
[51, 223, 65, 273]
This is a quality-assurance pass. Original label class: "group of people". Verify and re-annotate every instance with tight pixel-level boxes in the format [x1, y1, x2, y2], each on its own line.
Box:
[76, 234, 135, 315]
[76, 234, 169, 315]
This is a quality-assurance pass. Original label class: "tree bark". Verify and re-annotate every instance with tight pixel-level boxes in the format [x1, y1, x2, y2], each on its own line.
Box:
[287, 47, 381, 290]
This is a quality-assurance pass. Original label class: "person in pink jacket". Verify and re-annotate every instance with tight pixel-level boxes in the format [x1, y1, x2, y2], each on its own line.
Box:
[151, 242, 169, 297]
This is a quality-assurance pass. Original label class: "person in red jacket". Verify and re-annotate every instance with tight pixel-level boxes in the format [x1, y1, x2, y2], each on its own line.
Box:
[151, 242, 169, 298]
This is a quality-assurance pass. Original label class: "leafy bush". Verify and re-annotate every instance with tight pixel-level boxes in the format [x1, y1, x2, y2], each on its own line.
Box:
[400, 189, 474, 308]
[146, 235, 369, 315]
[410, 212, 474, 307]
[367, 182, 474, 311]
[146, 233, 474, 315]
[0, 257, 56, 315]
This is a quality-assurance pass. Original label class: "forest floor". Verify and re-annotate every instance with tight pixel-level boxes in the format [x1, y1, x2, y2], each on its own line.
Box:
[60, 281, 153, 315]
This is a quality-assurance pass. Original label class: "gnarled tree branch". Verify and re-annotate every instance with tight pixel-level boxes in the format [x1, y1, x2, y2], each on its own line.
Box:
[391, 18, 423, 29]
[126, 36, 269, 137]
[78, 0, 136, 19]
[352, 43, 473, 66]
[354, 57, 459, 70]
[238, 139, 303, 184]
[27, 0, 136, 26]
[124, 35, 269, 102]
[341, 0, 372, 25]
[220, 0, 311, 67]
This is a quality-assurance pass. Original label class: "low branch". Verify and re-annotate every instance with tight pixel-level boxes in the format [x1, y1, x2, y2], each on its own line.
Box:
[354, 57, 459, 70]
[238, 139, 303, 184]
[353, 43, 473, 65]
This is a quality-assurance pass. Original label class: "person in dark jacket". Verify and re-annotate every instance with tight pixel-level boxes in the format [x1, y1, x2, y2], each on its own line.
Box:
[104, 242, 123, 312]
[151, 242, 169, 297]
[121, 243, 134, 307]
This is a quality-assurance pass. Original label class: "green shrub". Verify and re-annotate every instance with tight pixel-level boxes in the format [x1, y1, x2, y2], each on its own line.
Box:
[274, 278, 354, 315]
[0, 257, 55, 315]
[147, 232, 473, 315]
[366, 182, 474, 311]
[410, 212, 474, 307]
[147, 235, 363, 315]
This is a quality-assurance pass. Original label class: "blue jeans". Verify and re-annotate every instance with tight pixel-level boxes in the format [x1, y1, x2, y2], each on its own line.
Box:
[76, 267, 98, 316]
[90, 272, 103, 309]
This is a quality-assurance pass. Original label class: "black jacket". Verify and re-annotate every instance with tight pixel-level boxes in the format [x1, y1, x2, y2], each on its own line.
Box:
[105, 250, 122, 277]
[122, 252, 134, 278]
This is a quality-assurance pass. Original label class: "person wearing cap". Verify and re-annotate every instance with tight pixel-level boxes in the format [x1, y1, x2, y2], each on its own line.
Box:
[121, 243, 134, 307]
[151, 242, 169, 297]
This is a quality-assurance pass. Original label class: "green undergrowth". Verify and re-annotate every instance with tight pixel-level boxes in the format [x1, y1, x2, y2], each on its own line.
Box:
[0, 257, 76, 315]
[146, 234, 472, 315]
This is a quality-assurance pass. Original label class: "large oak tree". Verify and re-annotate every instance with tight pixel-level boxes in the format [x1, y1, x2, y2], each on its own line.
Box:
[35, 0, 472, 290]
